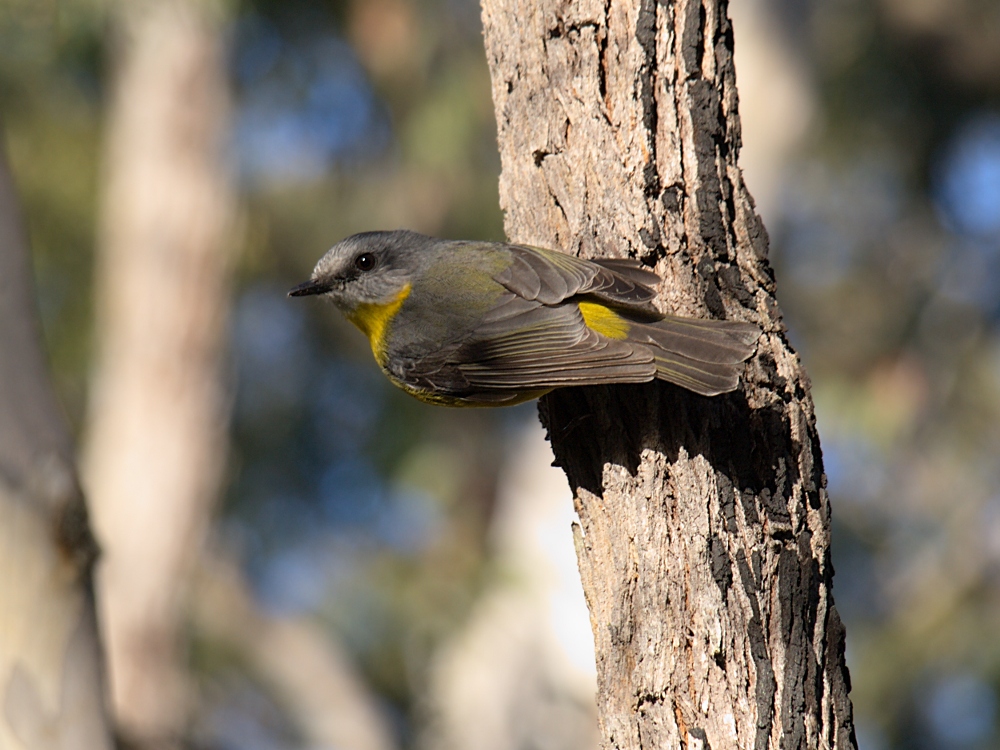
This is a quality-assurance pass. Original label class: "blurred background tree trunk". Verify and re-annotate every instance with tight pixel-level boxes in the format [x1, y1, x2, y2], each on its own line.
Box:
[82, 1, 237, 746]
[421, 423, 599, 750]
[0, 135, 113, 749]
[480, 0, 857, 747]
[192, 554, 399, 750]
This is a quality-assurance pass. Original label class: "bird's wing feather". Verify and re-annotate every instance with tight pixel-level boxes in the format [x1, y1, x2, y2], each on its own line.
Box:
[395, 294, 655, 392]
[458, 300, 655, 387]
[394, 246, 759, 398]
[589, 257, 662, 288]
[494, 245, 658, 311]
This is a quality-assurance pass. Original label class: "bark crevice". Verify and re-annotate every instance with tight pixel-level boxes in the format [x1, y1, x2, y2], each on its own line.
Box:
[481, 0, 857, 746]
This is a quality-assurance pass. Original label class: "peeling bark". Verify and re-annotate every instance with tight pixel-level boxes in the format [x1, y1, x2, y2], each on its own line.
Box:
[479, 1, 856, 747]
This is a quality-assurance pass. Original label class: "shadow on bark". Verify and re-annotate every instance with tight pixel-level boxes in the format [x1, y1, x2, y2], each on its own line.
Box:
[540, 380, 817, 505]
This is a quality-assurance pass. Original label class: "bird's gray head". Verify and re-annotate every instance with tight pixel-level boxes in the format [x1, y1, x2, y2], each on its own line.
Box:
[288, 230, 433, 312]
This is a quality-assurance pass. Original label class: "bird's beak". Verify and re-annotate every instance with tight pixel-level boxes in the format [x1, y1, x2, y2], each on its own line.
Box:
[288, 279, 333, 297]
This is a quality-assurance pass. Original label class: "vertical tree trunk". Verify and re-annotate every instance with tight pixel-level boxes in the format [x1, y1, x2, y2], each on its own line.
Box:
[0, 133, 114, 750]
[83, 1, 236, 746]
[479, 1, 857, 748]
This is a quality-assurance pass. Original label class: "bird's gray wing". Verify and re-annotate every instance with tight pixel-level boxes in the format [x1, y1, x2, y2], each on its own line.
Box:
[393, 245, 758, 399]
[589, 257, 663, 289]
[462, 286, 761, 397]
[393, 293, 655, 394]
[494, 245, 659, 313]
[458, 297, 656, 387]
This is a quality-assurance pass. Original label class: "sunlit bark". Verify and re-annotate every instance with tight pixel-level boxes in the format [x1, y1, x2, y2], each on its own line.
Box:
[480, 0, 857, 746]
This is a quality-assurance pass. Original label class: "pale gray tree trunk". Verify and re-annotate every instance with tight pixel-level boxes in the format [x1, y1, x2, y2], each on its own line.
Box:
[0, 134, 114, 750]
[83, 1, 236, 746]
[479, 1, 857, 748]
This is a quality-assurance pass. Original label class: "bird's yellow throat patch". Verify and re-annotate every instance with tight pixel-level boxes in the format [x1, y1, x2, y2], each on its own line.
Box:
[348, 284, 411, 362]
[578, 301, 631, 340]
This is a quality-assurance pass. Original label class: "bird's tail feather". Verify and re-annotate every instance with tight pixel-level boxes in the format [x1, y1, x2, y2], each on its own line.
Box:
[651, 352, 743, 396]
[631, 315, 760, 396]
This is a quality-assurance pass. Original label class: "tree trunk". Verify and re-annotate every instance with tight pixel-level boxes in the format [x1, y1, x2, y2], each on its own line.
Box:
[479, 1, 857, 748]
[423, 423, 599, 750]
[83, 1, 236, 745]
[0, 132, 114, 749]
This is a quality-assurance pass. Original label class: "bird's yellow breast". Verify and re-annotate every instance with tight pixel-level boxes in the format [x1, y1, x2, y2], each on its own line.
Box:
[578, 300, 631, 340]
[347, 284, 411, 364]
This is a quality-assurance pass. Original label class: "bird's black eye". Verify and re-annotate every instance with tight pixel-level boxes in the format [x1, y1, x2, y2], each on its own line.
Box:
[354, 253, 376, 272]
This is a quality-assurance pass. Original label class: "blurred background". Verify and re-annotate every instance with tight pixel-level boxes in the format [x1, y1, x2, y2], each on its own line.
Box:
[2, 0, 999, 748]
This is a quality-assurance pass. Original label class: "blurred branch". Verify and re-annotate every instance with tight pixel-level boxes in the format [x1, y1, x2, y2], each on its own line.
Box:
[0, 127, 113, 749]
[193, 553, 399, 750]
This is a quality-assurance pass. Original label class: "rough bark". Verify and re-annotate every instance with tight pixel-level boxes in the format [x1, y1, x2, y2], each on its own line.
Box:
[479, 1, 857, 748]
[0, 132, 114, 749]
[82, 1, 236, 745]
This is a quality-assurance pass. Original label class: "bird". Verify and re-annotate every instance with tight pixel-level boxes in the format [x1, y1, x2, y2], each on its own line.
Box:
[289, 230, 760, 406]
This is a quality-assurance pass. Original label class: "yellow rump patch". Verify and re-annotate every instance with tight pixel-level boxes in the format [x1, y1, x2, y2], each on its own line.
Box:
[348, 284, 411, 363]
[579, 300, 631, 340]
